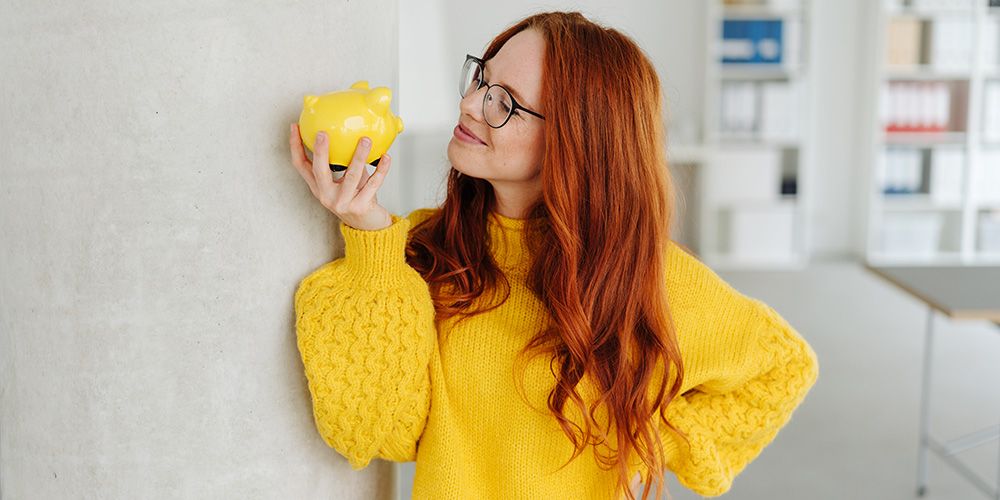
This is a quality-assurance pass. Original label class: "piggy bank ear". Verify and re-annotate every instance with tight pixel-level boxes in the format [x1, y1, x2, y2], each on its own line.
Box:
[365, 88, 391, 114]
[350, 80, 370, 90]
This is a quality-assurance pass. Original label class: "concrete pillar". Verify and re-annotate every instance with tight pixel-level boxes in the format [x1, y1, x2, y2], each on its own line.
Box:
[0, 1, 400, 498]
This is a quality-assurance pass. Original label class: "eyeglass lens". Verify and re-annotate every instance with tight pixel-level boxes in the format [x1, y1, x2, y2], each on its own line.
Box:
[460, 58, 515, 128]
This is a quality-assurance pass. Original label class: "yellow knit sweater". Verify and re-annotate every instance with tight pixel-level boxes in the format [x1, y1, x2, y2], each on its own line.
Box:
[294, 208, 819, 499]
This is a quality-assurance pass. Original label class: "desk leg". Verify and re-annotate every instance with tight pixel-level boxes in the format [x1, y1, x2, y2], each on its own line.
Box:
[917, 306, 935, 497]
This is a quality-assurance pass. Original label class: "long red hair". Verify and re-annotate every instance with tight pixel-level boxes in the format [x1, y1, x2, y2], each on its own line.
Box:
[405, 11, 688, 500]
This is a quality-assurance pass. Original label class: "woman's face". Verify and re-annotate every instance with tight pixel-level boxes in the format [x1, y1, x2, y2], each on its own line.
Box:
[447, 28, 546, 186]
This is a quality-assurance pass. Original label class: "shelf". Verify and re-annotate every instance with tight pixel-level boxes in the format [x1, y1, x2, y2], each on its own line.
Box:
[719, 64, 802, 80]
[882, 131, 967, 145]
[881, 195, 963, 211]
[884, 8, 977, 19]
[716, 136, 801, 148]
[864, 1, 999, 266]
[700, 0, 810, 268]
[712, 196, 798, 210]
[884, 66, 972, 80]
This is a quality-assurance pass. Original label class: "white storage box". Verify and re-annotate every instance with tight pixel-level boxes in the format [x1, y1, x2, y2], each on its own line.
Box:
[976, 149, 1000, 204]
[881, 212, 943, 257]
[729, 204, 796, 261]
[978, 211, 1000, 253]
[705, 147, 781, 205]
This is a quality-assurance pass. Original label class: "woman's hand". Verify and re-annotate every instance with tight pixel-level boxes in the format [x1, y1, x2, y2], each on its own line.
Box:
[289, 123, 393, 231]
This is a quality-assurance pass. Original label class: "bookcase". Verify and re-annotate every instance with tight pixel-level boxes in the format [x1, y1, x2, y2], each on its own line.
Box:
[859, 0, 1000, 265]
[697, 0, 812, 269]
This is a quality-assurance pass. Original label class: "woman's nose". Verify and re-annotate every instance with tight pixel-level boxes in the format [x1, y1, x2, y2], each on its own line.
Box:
[460, 87, 486, 121]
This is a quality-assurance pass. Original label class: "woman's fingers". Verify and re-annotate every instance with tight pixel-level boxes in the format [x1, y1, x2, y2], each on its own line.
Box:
[355, 152, 391, 204]
[311, 131, 338, 205]
[289, 124, 317, 192]
[340, 136, 373, 195]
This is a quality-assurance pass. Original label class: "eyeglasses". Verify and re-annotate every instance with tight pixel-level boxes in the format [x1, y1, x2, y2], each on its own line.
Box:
[459, 54, 545, 129]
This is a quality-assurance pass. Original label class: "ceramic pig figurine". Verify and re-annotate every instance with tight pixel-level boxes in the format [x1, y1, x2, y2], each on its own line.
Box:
[298, 80, 404, 172]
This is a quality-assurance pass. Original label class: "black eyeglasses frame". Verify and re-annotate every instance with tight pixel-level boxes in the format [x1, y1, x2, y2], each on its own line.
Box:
[462, 54, 546, 128]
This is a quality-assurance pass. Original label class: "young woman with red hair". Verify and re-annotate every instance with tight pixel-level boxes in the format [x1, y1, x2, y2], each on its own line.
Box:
[290, 11, 818, 500]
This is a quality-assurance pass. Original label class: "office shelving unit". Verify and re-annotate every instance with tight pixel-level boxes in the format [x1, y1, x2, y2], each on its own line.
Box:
[859, 0, 1000, 265]
[698, 0, 813, 269]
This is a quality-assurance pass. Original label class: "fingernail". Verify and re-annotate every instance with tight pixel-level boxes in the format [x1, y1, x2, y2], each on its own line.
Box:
[361, 137, 371, 147]
[317, 132, 325, 142]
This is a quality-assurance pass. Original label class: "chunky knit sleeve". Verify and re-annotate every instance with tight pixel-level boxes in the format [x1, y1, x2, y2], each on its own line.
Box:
[657, 252, 819, 496]
[294, 209, 438, 470]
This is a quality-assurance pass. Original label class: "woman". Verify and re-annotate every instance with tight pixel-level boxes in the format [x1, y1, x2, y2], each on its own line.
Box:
[290, 11, 818, 500]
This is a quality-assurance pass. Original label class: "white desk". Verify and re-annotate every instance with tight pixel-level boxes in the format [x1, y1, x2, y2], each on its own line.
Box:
[864, 264, 1000, 499]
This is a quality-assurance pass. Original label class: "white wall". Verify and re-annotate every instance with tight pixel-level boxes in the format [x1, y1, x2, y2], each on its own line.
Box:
[0, 1, 401, 498]
[396, 0, 867, 260]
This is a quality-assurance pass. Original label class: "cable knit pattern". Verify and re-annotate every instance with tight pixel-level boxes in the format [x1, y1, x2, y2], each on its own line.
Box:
[657, 295, 819, 497]
[294, 212, 437, 470]
[293, 207, 819, 498]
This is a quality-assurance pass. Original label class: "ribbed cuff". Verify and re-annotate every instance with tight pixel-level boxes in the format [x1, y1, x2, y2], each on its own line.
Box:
[339, 213, 412, 287]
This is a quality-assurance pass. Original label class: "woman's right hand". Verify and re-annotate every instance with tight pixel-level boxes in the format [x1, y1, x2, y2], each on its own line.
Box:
[289, 123, 394, 231]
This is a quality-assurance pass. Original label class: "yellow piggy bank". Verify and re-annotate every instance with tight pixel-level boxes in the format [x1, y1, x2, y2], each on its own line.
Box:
[298, 80, 404, 172]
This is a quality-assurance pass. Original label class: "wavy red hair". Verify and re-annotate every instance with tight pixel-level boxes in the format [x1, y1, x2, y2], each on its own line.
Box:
[405, 11, 689, 500]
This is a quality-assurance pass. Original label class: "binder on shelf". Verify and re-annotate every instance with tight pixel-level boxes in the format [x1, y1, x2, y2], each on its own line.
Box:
[759, 81, 801, 141]
[720, 81, 759, 136]
[882, 81, 953, 133]
[929, 146, 964, 204]
[882, 148, 923, 195]
[720, 80, 800, 140]
[720, 19, 784, 64]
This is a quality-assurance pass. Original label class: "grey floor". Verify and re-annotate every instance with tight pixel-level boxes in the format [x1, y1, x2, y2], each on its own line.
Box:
[396, 259, 1000, 500]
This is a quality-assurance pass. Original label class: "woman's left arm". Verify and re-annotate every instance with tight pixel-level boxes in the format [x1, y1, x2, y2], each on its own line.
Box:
[658, 299, 820, 497]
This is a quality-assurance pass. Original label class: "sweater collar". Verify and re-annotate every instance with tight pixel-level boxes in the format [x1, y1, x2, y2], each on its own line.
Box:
[486, 212, 543, 275]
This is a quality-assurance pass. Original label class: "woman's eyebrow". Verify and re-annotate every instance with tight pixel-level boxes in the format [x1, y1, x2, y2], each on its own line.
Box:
[483, 60, 533, 109]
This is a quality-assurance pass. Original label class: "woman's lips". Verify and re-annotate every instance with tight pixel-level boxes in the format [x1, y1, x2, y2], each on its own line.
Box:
[454, 123, 486, 145]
